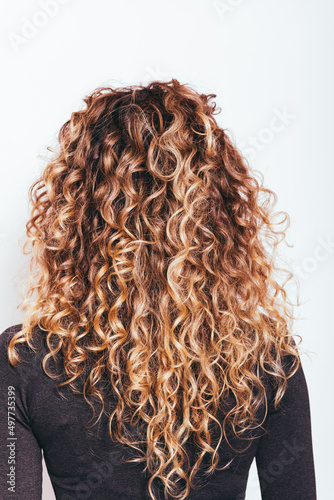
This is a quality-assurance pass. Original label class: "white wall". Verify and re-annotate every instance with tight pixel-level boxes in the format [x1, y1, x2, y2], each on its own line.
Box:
[1, 1, 332, 498]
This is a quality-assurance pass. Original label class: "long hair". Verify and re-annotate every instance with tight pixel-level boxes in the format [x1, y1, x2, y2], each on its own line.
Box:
[8, 79, 301, 500]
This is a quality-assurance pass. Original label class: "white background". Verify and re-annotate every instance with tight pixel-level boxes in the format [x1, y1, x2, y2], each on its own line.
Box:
[1, 0, 332, 498]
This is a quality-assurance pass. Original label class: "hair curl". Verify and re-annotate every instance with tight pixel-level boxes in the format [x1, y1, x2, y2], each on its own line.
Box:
[8, 79, 301, 500]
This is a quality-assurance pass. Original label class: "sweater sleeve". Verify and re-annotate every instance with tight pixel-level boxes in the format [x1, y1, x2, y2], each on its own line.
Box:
[0, 325, 43, 500]
[255, 353, 317, 499]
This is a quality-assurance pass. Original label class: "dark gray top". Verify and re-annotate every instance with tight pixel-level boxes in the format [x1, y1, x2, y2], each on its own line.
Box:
[0, 324, 317, 499]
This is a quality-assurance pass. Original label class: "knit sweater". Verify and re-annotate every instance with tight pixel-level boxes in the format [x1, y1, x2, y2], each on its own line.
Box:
[0, 324, 317, 499]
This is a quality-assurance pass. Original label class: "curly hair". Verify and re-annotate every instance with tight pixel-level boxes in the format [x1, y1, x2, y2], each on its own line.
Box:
[8, 78, 301, 500]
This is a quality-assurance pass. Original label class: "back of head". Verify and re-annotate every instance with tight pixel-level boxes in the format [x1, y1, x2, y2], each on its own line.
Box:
[8, 79, 300, 500]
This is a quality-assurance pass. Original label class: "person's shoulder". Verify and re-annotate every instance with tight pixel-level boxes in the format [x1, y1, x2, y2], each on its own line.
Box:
[0, 323, 45, 348]
[0, 324, 45, 430]
[0, 323, 24, 348]
[266, 350, 310, 416]
[0, 324, 45, 378]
